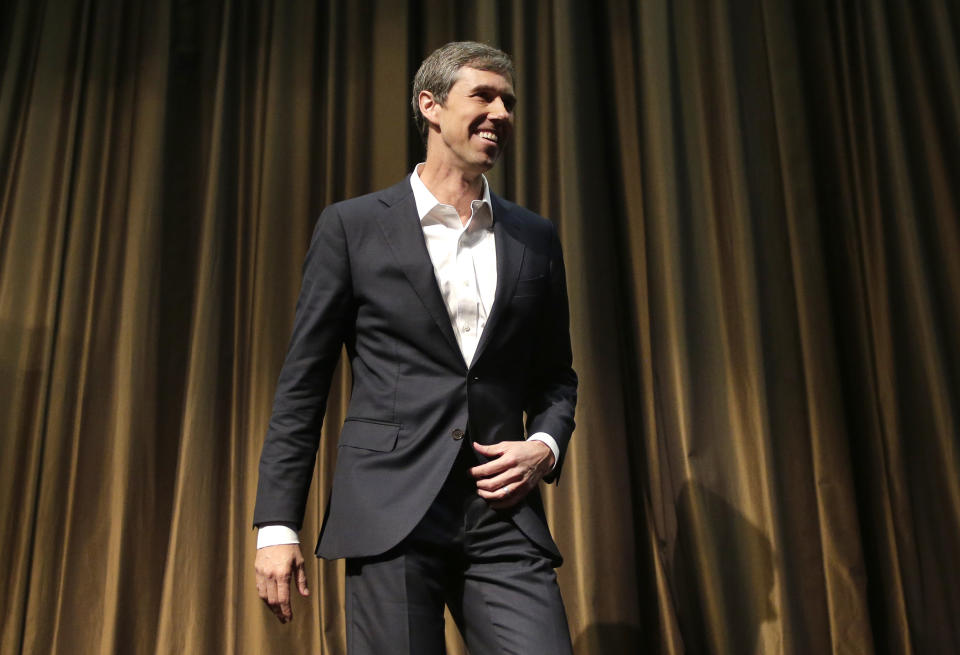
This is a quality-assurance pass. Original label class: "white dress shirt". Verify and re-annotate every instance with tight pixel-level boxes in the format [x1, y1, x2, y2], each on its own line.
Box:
[258, 167, 558, 548]
[411, 164, 496, 367]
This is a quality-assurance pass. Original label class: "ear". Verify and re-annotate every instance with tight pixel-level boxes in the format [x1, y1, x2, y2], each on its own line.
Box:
[418, 90, 441, 129]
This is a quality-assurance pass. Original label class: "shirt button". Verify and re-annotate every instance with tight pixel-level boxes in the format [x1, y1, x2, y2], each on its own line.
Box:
[463, 325, 470, 332]
[451, 429, 465, 440]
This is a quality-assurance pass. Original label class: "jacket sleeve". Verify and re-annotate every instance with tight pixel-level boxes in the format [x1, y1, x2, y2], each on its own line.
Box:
[525, 222, 577, 483]
[253, 204, 354, 529]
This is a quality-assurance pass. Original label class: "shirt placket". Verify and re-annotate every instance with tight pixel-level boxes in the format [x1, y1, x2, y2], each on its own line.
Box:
[456, 227, 480, 360]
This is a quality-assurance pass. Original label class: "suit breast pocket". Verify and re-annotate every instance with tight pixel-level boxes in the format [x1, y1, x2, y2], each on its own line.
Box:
[513, 274, 547, 299]
[337, 418, 401, 452]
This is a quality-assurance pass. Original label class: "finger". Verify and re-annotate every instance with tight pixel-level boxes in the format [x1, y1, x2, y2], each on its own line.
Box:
[266, 577, 279, 607]
[476, 486, 499, 500]
[489, 482, 534, 509]
[262, 597, 285, 624]
[470, 461, 504, 478]
[470, 453, 518, 479]
[297, 563, 310, 597]
[472, 441, 502, 456]
[277, 574, 293, 622]
[264, 580, 286, 623]
[475, 469, 523, 491]
[477, 481, 519, 502]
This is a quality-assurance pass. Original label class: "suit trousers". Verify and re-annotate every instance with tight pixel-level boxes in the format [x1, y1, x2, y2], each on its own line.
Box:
[344, 443, 573, 655]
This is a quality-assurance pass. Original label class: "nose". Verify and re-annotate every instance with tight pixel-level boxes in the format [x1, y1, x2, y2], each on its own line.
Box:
[489, 95, 511, 118]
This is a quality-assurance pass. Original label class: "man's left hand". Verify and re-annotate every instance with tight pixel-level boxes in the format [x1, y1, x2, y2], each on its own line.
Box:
[470, 440, 555, 509]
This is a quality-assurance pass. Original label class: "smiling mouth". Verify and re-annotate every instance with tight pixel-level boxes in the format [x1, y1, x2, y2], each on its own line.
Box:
[476, 130, 499, 144]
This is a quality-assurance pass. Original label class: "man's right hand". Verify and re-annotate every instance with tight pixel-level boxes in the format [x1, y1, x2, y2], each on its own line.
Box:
[255, 544, 310, 623]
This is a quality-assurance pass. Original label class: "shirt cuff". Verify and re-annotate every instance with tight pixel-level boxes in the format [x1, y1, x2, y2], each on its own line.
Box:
[527, 433, 559, 471]
[257, 525, 300, 549]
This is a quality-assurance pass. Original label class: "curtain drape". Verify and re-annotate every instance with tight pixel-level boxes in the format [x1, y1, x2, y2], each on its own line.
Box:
[2, 1, 957, 653]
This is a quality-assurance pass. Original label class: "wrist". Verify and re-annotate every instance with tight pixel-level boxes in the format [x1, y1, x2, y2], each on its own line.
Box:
[535, 440, 555, 470]
[527, 433, 559, 472]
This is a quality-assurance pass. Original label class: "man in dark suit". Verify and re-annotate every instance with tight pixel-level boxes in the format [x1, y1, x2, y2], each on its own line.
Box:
[253, 41, 577, 654]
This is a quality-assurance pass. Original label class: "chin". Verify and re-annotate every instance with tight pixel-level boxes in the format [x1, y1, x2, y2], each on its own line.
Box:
[478, 151, 500, 167]
[465, 155, 494, 171]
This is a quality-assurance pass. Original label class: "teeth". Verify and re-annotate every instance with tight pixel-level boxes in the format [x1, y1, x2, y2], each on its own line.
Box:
[477, 130, 498, 143]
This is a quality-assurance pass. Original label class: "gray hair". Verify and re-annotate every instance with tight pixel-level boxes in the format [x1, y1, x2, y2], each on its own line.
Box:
[411, 41, 515, 144]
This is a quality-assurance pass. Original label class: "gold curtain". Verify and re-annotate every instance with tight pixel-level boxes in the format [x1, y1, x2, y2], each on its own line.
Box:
[2, 0, 958, 653]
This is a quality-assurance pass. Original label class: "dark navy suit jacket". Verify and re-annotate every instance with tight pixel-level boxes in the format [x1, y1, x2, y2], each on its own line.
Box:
[253, 177, 577, 563]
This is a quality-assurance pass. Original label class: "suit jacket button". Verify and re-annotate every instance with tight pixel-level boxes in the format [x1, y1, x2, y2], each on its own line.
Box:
[451, 428, 465, 440]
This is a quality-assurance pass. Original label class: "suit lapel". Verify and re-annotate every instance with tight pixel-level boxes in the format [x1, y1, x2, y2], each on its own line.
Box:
[375, 179, 463, 362]
[471, 193, 526, 367]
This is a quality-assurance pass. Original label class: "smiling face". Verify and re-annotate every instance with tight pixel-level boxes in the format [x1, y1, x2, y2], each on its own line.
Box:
[419, 66, 516, 176]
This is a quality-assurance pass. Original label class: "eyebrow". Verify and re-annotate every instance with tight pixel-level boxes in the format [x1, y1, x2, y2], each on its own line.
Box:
[468, 84, 517, 105]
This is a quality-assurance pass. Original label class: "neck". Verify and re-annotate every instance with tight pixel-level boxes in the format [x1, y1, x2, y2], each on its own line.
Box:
[417, 157, 486, 223]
